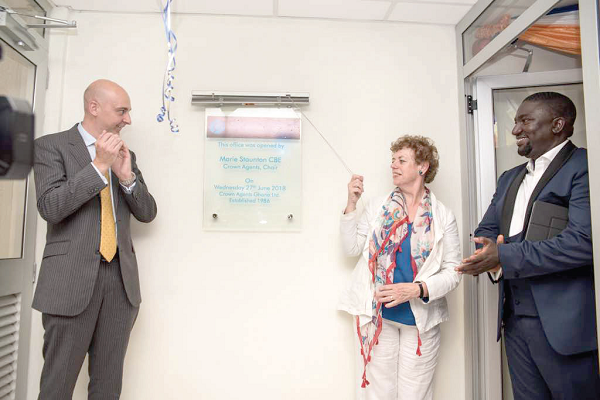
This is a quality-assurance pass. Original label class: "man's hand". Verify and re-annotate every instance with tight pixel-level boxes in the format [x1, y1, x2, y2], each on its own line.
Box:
[93, 130, 123, 174]
[456, 235, 504, 275]
[111, 140, 133, 182]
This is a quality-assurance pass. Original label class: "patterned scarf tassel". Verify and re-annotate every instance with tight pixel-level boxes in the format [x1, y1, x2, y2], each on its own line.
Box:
[361, 371, 370, 388]
[356, 315, 383, 389]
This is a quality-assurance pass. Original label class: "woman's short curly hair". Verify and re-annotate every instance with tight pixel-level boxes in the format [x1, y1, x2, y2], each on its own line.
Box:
[390, 135, 439, 184]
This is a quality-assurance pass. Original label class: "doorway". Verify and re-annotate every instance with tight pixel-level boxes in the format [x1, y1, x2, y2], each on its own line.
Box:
[456, 1, 600, 399]
[472, 68, 585, 399]
[0, 38, 38, 400]
[0, 0, 51, 393]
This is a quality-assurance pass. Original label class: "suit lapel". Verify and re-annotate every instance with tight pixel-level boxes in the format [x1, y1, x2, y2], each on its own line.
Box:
[68, 124, 121, 210]
[521, 140, 577, 233]
[68, 125, 92, 168]
[500, 165, 527, 237]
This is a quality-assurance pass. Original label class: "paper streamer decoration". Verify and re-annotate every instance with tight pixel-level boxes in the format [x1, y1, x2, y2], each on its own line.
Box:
[157, 0, 179, 133]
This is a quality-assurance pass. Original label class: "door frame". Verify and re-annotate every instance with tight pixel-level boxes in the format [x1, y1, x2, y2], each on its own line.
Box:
[578, 0, 600, 351]
[472, 68, 584, 400]
[0, 0, 52, 398]
[455, 0, 600, 398]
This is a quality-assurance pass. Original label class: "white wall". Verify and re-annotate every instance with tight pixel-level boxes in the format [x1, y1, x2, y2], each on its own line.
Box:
[28, 9, 466, 400]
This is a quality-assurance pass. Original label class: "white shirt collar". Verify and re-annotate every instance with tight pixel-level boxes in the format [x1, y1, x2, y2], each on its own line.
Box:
[77, 123, 96, 147]
[527, 140, 570, 174]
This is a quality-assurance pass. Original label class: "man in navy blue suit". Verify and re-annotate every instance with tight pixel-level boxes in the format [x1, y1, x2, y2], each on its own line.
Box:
[457, 92, 599, 399]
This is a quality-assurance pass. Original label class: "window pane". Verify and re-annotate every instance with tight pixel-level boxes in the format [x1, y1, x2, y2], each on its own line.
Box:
[0, 40, 35, 259]
[492, 83, 585, 179]
[463, 0, 538, 64]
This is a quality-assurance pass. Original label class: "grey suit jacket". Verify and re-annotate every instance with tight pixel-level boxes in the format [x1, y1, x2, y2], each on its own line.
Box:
[32, 124, 157, 316]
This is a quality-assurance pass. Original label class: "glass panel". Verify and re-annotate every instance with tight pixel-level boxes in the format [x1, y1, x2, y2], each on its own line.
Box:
[203, 107, 302, 231]
[2, 0, 46, 37]
[492, 83, 586, 179]
[0, 40, 35, 259]
[463, 0, 538, 64]
[472, 3, 582, 77]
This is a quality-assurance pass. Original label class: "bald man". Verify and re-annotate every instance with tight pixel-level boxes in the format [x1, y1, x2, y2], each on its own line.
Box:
[33, 79, 157, 399]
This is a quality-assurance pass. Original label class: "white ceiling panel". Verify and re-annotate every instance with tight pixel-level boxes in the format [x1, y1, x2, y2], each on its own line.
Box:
[169, 0, 273, 16]
[52, 0, 274, 16]
[278, 0, 391, 21]
[52, 0, 163, 13]
[52, 0, 478, 24]
[388, 2, 472, 24]
[411, 0, 477, 4]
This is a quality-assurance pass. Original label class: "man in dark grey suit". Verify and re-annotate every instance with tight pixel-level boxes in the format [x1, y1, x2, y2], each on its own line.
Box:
[33, 79, 157, 399]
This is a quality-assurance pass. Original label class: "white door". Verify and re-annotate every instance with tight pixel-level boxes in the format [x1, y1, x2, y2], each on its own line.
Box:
[0, 38, 40, 400]
[473, 68, 585, 400]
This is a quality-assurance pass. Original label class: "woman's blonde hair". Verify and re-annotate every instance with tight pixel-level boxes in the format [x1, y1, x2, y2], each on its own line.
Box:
[390, 135, 439, 184]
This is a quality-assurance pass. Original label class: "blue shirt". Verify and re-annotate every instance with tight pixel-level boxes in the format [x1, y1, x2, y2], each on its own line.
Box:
[382, 223, 416, 325]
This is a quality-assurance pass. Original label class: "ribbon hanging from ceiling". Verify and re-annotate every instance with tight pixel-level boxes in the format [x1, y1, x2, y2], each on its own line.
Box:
[157, 0, 179, 133]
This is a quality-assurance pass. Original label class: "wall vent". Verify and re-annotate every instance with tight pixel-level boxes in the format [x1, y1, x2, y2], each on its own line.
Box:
[0, 294, 20, 400]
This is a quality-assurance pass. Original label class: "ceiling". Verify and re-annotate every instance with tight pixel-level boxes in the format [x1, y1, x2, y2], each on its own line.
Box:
[49, 0, 479, 25]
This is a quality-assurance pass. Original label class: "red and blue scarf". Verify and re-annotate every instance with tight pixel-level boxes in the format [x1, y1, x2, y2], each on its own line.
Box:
[357, 187, 434, 388]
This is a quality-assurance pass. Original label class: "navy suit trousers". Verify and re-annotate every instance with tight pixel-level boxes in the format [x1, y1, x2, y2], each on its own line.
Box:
[504, 313, 600, 400]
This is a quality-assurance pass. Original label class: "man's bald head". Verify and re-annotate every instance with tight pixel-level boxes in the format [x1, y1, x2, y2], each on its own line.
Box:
[81, 79, 132, 137]
[83, 79, 128, 114]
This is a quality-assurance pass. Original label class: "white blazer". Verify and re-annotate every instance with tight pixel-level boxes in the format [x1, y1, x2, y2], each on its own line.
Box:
[338, 190, 462, 333]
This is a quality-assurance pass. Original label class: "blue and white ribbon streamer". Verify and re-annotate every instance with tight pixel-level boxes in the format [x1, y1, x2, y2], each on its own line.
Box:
[157, 0, 179, 133]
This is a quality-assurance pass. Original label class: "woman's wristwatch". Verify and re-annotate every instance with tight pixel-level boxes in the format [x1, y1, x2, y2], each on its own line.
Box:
[415, 281, 424, 299]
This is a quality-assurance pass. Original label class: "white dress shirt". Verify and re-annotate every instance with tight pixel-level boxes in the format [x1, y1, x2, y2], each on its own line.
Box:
[492, 139, 570, 280]
[77, 123, 136, 228]
[508, 139, 569, 236]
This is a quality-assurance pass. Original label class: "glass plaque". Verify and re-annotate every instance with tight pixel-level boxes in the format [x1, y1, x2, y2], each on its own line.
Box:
[203, 107, 302, 231]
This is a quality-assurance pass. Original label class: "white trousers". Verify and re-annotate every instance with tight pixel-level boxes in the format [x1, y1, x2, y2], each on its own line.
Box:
[356, 319, 441, 400]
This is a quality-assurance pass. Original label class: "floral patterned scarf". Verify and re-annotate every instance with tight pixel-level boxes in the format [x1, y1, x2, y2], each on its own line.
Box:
[357, 187, 434, 388]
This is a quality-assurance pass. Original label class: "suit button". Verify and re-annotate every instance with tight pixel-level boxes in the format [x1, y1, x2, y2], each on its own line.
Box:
[515, 300, 520, 305]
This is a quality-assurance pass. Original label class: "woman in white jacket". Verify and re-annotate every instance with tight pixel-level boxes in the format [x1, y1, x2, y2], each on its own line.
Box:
[339, 135, 461, 400]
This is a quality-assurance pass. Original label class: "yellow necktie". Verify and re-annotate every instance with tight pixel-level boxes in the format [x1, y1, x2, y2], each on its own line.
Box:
[100, 171, 117, 262]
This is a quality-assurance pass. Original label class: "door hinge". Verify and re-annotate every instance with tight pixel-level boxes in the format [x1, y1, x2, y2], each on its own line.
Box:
[33, 262, 37, 284]
[467, 95, 477, 114]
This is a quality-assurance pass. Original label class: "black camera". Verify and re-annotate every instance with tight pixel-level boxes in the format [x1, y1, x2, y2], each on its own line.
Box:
[0, 43, 35, 179]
